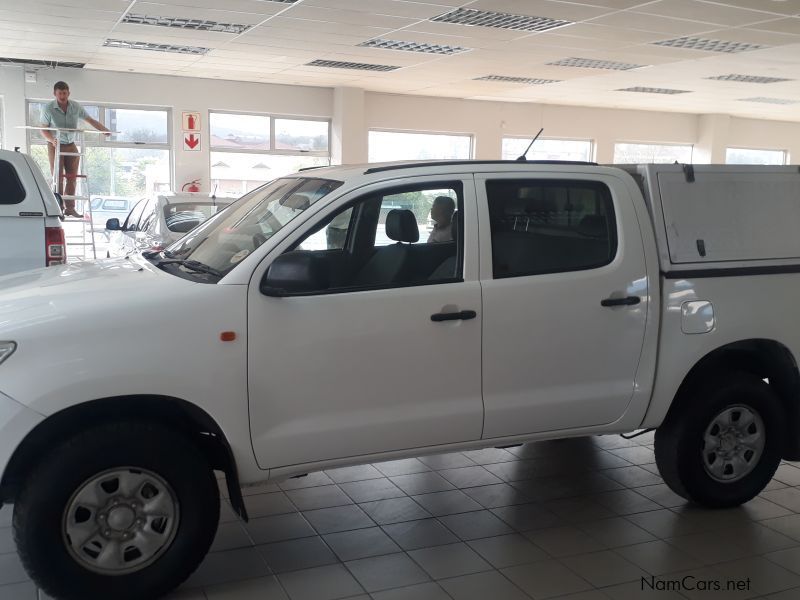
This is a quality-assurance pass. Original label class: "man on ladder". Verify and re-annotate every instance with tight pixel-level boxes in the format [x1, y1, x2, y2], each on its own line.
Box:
[39, 81, 111, 217]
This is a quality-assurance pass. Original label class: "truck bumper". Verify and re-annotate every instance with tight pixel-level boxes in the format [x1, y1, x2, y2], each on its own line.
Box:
[0, 391, 44, 505]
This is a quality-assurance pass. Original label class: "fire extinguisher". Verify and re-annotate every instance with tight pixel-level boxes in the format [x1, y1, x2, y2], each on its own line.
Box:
[187, 114, 196, 130]
[182, 179, 201, 192]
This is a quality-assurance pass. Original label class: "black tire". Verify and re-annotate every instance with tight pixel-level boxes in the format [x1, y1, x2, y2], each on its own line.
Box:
[13, 421, 219, 600]
[655, 371, 784, 508]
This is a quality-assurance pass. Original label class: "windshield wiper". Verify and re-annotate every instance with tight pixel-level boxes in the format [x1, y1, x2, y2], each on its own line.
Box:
[156, 259, 224, 278]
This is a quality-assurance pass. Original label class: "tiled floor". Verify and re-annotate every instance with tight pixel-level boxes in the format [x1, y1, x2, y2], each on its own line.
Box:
[4, 434, 800, 599]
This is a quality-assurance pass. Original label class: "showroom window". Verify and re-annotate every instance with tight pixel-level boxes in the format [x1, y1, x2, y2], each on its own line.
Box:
[726, 147, 787, 165]
[368, 130, 473, 163]
[613, 142, 693, 164]
[210, 111, 331, 196]
[26, 101, 171, 198]
[502, 137, 593, 162]
[288, 181, 464, 292]
[486, 179, 617, 279]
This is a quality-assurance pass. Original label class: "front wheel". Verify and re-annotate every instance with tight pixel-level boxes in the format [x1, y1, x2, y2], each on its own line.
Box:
[13, 421, 219, 600]
[655, 372, 785, 508]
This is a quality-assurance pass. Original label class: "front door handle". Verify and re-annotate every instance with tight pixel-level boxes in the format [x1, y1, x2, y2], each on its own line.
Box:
[431, 310, 477, 322]
[601, 296, 640, 307]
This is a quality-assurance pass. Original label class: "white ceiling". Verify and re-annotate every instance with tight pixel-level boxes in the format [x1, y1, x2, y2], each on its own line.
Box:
[1, 0, 800, 120]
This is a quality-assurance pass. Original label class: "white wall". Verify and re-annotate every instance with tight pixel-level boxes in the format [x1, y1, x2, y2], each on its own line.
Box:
[3, 65, 800, 190]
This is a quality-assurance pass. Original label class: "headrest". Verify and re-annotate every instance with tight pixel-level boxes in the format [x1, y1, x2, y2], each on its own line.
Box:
[280, 193, 310, 211]
[450, 210, 459, 243]
[386, 209, 419, 243]
[577, 215, 607, 238]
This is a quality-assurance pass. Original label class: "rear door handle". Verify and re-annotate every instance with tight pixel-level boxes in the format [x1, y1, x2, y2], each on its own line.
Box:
[431, 310, 477, 322]
[601, 296, 640, 307]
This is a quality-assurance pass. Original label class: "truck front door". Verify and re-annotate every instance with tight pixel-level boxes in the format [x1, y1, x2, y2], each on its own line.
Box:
[476, 172, 648, 438]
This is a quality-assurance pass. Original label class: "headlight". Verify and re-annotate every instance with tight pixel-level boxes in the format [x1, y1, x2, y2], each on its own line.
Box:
[0, 342, 16, 366]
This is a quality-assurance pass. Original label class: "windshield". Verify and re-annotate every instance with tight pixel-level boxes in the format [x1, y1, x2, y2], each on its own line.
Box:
[161, 177, 342, 277]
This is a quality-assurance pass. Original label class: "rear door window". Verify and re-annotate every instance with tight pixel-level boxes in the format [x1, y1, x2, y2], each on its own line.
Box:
[0, 160, 26, 205]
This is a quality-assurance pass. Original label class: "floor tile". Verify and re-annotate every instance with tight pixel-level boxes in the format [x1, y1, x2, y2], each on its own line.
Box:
[502, 559, 593, 599]
[603, 579, 686, 600]
[438, 510, 514, 540]
[417, 453, 475, 470]
[0, 510, 10, 529]
[359, 497, 431, 525]
[323, 527, 400, 561]
[240, 482, 281, 497]
[324, 465, 384, 484]
[408, 542, 492, 580]
[285, 486, 353, 511]
[373, 459, 431, 477]
[592, 489, 662, 516]
[763, 488, 800, 513]
[278, 564, 364, 600]
[634, 484, 688, 508]
[411, 490, 482, 516]
[258, 536, 338, 573]
[460, 448, 517, 465]
[523, 525, 605, 558]
[205, 575, 288, 599]
[339, 478, 405, 504]
[244, 513, 316, 544]
[561, 550, 649, 587]
[244, 492, 296, 518]
[742, 496, 793, 521]
[382, 518, 459, 550]
[490, 502, 564, 531]
[712, 555, 800, 596]
[302, 505, 374, 534]
[624, 509, 701, 538]
[467, 533, 548, 568]
[762, 514, 800, 541]
[183, 547, 270, 589]
[615, 539, 703, 575]
[577, 516, 656, 548]
[773, 464, 800, 487]
[606, 446, 655, 465]
[766, 546, 800, 575]
[210, 521, 254, 553]
[439, 570, 529, 600]
[345, 553, 429, 593]
[461, 483, 531, 509]
[438, 466, 503, 489]
[279, 472, 335, 491]
[0, 582, 36, 600]
[543, 496, 616, 523]
[602, 466, 663, 488]
[0, 530, 13, 555]
[370, 581, 450, 600]
[389, 473, 455, 495]
[0, 554, 27, 586]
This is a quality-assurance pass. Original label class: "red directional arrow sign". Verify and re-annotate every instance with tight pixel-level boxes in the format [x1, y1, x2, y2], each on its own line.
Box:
[184, 133, 201, 151]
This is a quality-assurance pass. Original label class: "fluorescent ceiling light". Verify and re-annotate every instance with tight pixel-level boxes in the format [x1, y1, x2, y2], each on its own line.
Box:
[305, 59, 399, 71]
[475, 75, 561, 84]
[358, 38, 469, 55]
[707, 74, 793, 83]
[617, 86, 691, 94]
[739, 97, 799, 104]
[122, 13, 251, 35]
[103, 39, 210, 55]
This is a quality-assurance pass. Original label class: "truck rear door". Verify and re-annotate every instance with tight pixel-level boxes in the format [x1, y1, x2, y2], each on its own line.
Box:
[476, 171, 649, 438]
[0, 151, 47, 275]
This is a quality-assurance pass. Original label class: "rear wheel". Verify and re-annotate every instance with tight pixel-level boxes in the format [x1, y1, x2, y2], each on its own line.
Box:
[655, 372, 784, 508]
[13, 421, 219, 600]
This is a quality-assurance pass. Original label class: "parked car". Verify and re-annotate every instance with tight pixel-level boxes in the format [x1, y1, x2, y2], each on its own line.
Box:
[88, 196, 133, 233]
[3, 160, 800, 598]
[0, 148, 65, 275]
[105, 193, 229, 257]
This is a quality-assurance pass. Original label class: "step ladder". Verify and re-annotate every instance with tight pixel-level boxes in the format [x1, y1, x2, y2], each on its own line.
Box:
[51, 129, 97, 261]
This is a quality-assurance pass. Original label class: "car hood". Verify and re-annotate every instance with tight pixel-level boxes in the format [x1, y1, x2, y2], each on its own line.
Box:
[0, 256, 196, 335]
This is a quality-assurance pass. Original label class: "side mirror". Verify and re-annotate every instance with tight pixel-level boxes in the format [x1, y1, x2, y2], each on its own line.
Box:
[260, 251, 329, 297]
[106, 218, 121, 231]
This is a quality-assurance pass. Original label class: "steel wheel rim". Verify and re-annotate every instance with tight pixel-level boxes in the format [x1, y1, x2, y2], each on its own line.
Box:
[702, 404, 765, 483]
[62, 467, 180, 575]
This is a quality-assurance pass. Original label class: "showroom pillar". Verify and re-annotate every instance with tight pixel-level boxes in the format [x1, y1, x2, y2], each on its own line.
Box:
[695, 114, 731, 164]
[332, 87, 367, 165]
[173, 107, 209, 194]
[0, 67, 28, 151]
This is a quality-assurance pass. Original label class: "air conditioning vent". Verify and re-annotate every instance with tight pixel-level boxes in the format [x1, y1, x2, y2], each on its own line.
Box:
[547, 57, 646, 70]
[358, 38, 469, 55]
[617, 86, 691, 94]
[475, 75, 561, 84]
[707, 74, 792, 84]
[0, 57, 85, 68]
[431, 7, 571, 33]
[653, 37, 766, 53]
[739, 97, 799, 105]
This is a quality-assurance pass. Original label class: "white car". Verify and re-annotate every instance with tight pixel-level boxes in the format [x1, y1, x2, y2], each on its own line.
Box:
[88, 196, 134, 233]
[1, 160, 800, 599]
[0, 149, 66, 275]
[106, 193, 229, 257]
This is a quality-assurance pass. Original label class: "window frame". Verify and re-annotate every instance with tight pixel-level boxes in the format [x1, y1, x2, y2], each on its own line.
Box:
[279, 179, 466, 296]
[485, 178, 619, 280]
[367, 128, 474, 163]
[501, 136, 594, 162]
[725, 146, 787, 165]
[26, 99, 172, 151]
[612, 141, 694, 164]
[210, 109, 331, 158]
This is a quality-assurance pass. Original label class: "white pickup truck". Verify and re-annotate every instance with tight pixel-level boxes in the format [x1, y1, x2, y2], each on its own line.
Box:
[0, 149, 66, 275]
[1, 160, 799, 599]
